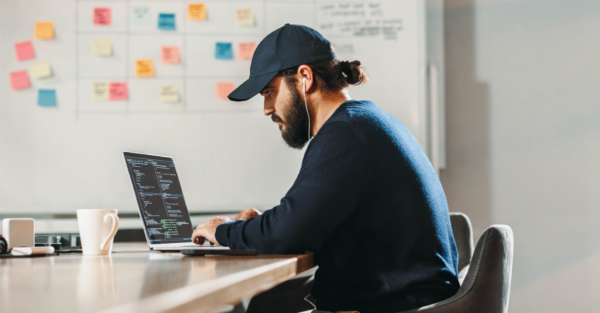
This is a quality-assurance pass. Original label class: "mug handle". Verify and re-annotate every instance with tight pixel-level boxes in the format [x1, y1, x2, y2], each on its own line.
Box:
[100, 213, 119, 250]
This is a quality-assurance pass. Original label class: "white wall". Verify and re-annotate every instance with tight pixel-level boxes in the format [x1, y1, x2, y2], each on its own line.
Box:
[442, 0, 600, 312]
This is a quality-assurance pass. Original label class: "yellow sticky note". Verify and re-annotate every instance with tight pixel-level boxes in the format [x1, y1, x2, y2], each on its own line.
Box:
[188, 3, 206, 20]
[92, 82, 109, 101]
[35, 22, 54, 39]
[160, 85, 179, 103]
[93, 38, 112, 56]
[136, 59, 155, 77]
[235, 9, 254, 26]
[31, 61, 52, 79]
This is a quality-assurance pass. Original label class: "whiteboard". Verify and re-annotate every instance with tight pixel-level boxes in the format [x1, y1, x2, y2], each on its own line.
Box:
[0, 0, 438, 214]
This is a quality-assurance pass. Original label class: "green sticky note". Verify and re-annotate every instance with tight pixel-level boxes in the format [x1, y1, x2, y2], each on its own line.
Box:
[38, 89, 56, 107]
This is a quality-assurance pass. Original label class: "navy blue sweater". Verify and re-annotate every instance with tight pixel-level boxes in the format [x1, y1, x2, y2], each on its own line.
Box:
[216, 100, 459, 312]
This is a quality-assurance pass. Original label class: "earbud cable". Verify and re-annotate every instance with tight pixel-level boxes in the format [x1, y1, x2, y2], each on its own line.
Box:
[303, 79, 311, 140]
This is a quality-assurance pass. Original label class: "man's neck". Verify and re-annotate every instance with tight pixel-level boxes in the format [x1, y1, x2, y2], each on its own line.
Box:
[309, 88, 352, 137]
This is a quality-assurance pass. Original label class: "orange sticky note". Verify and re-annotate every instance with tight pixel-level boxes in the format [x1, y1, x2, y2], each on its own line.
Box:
[238, 42, 257, 60]
[188, 3, 206, 20]
[136, 59, 155, 77]
[10, 71, 30, 90]
[161, 46, 180, 64]
[94, 8, 111, 25]
[109, 82, 128, 100]
[15, 41, 35, 61]
[35, 22, 54, 39]
[216, 82, 235, 99]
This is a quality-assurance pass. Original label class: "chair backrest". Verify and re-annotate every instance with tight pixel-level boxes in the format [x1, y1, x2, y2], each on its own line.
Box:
[400, 225, 514, 313]
[449, 212, 474, 282]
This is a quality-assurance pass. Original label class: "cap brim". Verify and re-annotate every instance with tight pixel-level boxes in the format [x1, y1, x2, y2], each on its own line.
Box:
[228, 71, 279, 102]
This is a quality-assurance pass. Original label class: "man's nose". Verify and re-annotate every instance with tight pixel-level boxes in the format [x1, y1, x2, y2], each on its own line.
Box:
[264, 101, 275, 116]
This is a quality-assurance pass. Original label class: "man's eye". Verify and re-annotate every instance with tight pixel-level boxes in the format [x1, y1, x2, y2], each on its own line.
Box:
[263, 90, 273, 97]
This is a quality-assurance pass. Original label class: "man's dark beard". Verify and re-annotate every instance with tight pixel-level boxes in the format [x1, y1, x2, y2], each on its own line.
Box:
[271, 83, 310, 149]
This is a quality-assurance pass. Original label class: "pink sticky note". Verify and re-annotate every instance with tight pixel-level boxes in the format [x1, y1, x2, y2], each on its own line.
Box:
[216, 82, 235, 99]
[15, 41, 35, 61]
[94, 8, 112, 25]
[109, 82, 128, 100]
[10, 71, 30, 90]
[238, 42, 257, 60]
[161, 46, 180, 64]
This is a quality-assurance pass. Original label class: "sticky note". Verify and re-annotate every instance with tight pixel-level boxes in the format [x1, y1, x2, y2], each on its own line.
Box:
[35, 22, 54, 39]
[161, 46, 180, 64]
[109, 82, 128, 101]
[235, 9, 255, 26]
[15, 41, 35, 61]
[93, 38, 112, 56]
[158, 13, 176, 31]
[216, 82, 235, 99]
[215, 42, 233, 60]
[188, 3, 206, 21]
[92, 82, 109, 100]
[10, 71, 30, 90]
[238, 42, 257, 60]
[131, 6, 151, 24]
[31, 61, 52, 79]
[136, 60, 155, 77]
[38, 89, 57, 107]
[94, 8, 111, 26]
[160, 85, 179, 103]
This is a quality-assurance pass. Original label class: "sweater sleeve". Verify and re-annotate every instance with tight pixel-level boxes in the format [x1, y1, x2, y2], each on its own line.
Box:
[215, 121, 370, 254]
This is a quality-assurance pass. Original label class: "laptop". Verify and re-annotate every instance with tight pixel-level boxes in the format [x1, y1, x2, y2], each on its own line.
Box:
[123, 152, 256, 255]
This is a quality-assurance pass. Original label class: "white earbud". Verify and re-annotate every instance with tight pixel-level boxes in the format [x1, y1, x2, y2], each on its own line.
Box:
[303, 78, 311, 141]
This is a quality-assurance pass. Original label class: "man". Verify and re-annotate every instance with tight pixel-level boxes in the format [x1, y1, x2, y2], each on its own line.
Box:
[192, 24, 459, 313]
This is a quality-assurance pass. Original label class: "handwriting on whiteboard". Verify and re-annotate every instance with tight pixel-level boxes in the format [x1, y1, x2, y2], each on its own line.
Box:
[317, 2, 402, 40]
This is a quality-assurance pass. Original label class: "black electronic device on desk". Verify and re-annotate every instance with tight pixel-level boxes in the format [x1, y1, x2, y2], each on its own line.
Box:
[181, 248, 256, 256]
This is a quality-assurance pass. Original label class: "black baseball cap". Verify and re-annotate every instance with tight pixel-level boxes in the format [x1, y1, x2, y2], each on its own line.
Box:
[228, 24, 337, 102]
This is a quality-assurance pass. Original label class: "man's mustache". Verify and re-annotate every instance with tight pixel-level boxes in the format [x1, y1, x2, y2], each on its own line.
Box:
[271, 113, 283, 124]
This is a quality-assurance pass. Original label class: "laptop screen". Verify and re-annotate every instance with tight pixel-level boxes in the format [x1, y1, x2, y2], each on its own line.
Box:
[124, 152, 194, 244]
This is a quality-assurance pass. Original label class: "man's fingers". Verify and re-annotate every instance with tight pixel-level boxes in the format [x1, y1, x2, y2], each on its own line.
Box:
[192, 234, 206, 245]
[191, 216, 230, 246]
[192, 225, 205, 245]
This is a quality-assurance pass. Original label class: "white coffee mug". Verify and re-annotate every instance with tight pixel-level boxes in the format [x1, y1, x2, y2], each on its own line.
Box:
[77, 209, 119, 256]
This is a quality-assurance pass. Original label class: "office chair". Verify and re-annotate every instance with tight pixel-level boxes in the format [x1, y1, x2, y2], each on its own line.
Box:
[309, 225, 514, 313]
[398, 225, 514, 313]
[449, 212, 474, 283]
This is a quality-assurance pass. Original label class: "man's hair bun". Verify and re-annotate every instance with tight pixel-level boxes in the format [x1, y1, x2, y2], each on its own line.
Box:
[338, 60, 369, 85]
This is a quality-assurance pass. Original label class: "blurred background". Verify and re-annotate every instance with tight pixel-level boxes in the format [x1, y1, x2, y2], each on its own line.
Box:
[442, 0, 600, 311]
[1, 0, 599, 312]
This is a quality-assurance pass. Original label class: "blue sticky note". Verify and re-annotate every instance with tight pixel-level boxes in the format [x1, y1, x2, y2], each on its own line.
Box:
[38, 89, 56, 107]
[215, 42, 233, 59]
[158, 13, 176, 31]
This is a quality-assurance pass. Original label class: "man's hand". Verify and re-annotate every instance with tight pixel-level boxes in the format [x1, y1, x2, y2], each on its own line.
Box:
[192, 216, 232, 246]
[233, 208, 262, 220]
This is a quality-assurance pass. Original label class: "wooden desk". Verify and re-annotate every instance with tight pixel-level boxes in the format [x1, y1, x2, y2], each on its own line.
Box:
[0, 243, 314, 313]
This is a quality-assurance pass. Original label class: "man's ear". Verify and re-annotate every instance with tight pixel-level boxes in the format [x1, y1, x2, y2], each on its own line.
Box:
[297, 65, 314, 94]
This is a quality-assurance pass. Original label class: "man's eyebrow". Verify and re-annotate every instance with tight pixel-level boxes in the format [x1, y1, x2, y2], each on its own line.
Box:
[260, 85, 275, 93]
